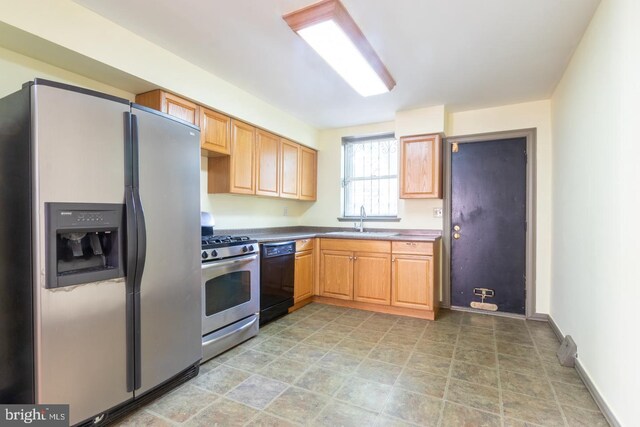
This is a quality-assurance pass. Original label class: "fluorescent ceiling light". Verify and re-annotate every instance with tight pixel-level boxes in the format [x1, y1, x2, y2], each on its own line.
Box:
[284, 0, 395, 97]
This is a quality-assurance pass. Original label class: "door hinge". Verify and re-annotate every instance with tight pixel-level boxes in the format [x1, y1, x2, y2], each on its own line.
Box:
[452, 142, 459, 153]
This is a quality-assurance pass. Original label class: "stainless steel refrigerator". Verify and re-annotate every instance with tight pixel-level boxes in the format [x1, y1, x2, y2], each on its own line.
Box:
[0, 79, 202, 425]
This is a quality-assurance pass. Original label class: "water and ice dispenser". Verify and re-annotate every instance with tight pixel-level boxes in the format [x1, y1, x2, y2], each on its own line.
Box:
[46, 203, 125, 288]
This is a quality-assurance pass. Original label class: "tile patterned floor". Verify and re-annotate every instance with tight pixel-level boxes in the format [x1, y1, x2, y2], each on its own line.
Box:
[116, 304, 609, 427]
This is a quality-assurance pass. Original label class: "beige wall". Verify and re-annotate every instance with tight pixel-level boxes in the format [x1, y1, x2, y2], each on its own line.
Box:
[550, 0, 640, 424]
[447, 100, 552, 314]
[302, 106, 447, 230]
[0, 46, 134, 100]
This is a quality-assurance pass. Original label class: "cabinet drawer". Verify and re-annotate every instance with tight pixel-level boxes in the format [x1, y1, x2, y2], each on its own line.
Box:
[392, 241, 433, 255]
[321, 239, 390, 253]
[296, 238, 314, 252]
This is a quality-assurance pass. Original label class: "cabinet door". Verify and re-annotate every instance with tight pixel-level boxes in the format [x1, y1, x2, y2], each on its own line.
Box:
[400, 134, 441, 199]
[230, 120, 255, 194]
[299, 147, 317, 201]
[353, 252, 391, 305]
[163, 92, 199, 126]
[200, 108, 230, 155]
[280, 139, 300, 199]
[392, 255, 433, 310]
[294, 250, 314, 302]
[256, 130, 280, 197]
[320, 250, 353, 300]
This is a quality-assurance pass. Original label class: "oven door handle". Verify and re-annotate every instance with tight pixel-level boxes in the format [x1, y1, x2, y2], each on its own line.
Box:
[201, 253, 259, 270]
[202, 315, 259, 345]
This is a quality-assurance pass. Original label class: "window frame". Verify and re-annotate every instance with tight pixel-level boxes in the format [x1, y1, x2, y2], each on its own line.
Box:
[340, 132, 399, 219]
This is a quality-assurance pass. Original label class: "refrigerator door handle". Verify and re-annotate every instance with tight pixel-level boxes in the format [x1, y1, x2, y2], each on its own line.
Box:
[131, 113, 146, 390]
[124, 112, 137, 393]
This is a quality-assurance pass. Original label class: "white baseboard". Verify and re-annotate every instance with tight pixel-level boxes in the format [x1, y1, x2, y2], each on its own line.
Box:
[547, 315, 619, 427]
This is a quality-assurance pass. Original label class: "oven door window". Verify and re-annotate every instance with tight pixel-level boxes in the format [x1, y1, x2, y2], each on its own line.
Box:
[205, 271, 251, 316]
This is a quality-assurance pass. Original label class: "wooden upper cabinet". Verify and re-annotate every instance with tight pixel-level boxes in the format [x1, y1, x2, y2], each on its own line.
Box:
[280, 139, 300, 199]
[229, 121, 256, 194]
[400, 134, 442, 199]
[299, 146, 317, 201]
[200, 108, 230, 155]
[255, 130, 280, 197]
[135, 90, 199, 126]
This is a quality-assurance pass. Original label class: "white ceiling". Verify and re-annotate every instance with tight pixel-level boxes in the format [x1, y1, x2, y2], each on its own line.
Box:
[74, 0, 600, 129]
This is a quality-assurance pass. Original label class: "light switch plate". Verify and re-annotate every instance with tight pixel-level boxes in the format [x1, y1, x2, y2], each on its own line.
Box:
[433, 208, 443, 218]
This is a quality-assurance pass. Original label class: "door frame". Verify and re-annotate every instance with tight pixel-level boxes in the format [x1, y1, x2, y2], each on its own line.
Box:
[442, 128, 538, 318]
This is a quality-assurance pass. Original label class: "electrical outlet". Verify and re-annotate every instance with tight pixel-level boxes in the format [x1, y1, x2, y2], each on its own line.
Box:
[433, 208, 443, 218]
[283, 207, 288, 216]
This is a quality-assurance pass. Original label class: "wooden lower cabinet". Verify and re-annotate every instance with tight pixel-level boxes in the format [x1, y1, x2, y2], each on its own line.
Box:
[319, 250, 353, 300]
[392, 255, 434, 310]
[294, 250, 314, 303]
[353, 252, 391, 305]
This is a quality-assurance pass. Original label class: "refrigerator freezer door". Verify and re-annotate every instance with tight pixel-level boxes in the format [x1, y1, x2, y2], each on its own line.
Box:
[32, 84, 133, 424]
[132, 107, 202, 395]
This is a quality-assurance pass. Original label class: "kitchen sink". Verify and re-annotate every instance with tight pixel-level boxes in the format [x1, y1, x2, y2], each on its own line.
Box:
[323, 231, 399, 238]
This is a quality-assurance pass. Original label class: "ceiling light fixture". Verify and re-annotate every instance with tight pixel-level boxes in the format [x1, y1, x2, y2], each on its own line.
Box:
[283, 0, 396, 97]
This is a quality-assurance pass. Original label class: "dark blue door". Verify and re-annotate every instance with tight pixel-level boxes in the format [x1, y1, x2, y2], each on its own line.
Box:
[451, 138, 527, 314]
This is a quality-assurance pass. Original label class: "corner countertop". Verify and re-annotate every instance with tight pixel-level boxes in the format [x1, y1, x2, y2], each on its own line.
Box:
[214, 227, 442, 243]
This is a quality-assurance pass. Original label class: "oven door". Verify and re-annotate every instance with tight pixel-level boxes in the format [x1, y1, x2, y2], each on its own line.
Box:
[201, 252, 260, 335]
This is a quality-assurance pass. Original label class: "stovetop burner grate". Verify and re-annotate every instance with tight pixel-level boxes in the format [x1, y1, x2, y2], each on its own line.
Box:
[201, 235, 252, 246]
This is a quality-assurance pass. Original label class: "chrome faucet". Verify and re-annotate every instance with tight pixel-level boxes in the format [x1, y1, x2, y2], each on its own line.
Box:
[357, 205, 366, 232]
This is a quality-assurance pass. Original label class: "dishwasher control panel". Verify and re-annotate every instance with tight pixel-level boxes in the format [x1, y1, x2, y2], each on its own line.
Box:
[262, 242, 295, 258]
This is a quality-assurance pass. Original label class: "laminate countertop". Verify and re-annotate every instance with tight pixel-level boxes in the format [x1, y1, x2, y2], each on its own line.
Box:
[215, 227, 442, 244]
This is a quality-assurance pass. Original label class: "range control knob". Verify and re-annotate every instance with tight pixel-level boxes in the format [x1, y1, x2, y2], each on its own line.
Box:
[201, 251, 208, 259]
[242, 246, 249, 253]
[211, 250, 218, 258]
[248, 245, 255, 252]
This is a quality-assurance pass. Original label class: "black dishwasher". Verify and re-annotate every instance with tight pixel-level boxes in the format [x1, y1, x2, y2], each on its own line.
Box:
[260, 241, 295, 325]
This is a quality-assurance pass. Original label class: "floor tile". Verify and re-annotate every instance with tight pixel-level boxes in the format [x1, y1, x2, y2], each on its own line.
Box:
[500, 370, 555, 401]
[395, 368, 447, 398]
[334, 315, 367, 327]
[453, 347, 497, 368]
[436, 309, 464, 324]
[414, 339, 455, 359]
[552, 381, 599, 411]
[316, 351, 363, 374]
[258, 323, 289, 336]
[562, 404, 609, 427]
[383, 388, 442, 426]
[224, 349, 277, 372]
[455, 333, 495, 352]
[368, 343, 412, 366]
[303, 330, 347, 349]
[450, 360, 499, 388]
[282, 343, 328, 364]
[258, 357, 309, 384]
[198, 360, 219, 374]
[373, 415, 417, 427]
[445, 378, 500, 414]
[245, 412, 300, 427]
[407, 352, 451, 376]
[421, 328, 459, 344]
[321, 322, 356, 335]
[348, 327, 387, 343]
[294, 318, 326, 331]
[542, 362, 583, 386]
[251, 337, 298, 355]
[379, 333, 419, 350]
[265, 387, 329, 424]
[496, 331, 535, 347]
[226, 374, 288, 409]
[502, 391, 564, 426]
[461, 313, 496, 329]
[335, 377, 391, 412]
[311, 400, 377, 427]
[388, 325, 426, 338]
[184, 397, 257, 427]
[461, 325, 495, 338]
[333, 338, 377, 358]
[355, 358, 403, 385]
[275, 326, 317, 341]
[498, 353, 543, 376]
[192, 365, 251, 394]
[496, 341, 540, 361]
[114, 409, 172, 427]
[440, 401, 501, 427]
[149, 384, 215, 423]
[295, 366, 348, 396]
[213, 344, 248, 363]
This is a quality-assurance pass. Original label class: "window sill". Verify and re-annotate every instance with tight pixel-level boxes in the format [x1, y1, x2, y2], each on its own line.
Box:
[337, 217, 401, 222]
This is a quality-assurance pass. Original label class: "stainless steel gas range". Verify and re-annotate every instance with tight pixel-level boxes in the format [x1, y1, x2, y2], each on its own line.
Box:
[201, 232, 260, 362]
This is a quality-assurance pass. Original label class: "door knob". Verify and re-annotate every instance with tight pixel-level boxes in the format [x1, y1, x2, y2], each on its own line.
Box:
[453, 225, 460, 231]
[453, 232, 461, 240]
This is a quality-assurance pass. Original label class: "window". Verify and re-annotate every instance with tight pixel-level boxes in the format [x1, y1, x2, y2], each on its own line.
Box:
[342, 133, 398, 217]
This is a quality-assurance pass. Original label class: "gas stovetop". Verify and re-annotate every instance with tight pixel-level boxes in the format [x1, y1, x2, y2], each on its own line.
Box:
[201, 235, 258, 262]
